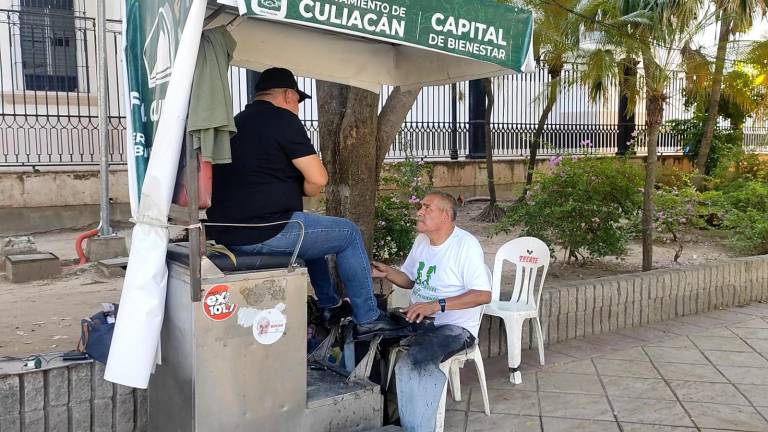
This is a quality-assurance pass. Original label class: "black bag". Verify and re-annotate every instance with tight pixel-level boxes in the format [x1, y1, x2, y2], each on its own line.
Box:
[77, 304, 119, 364]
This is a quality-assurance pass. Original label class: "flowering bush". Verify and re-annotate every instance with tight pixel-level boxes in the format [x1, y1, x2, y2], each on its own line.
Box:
[372, 156, 432, 263]
[495, 156, 643, 261]
[653, 177, 706, 262]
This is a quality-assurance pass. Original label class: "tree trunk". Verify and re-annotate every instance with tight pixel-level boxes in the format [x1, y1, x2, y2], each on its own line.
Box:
[520, 68, 561, 199]
[695, 14, 731, 180]
[317, 83, 421, 252]
[643, 91, 664, 271]
[375, 86, 422, 185]
[317, 81, 349, 217]
[474, 78, 505, 222]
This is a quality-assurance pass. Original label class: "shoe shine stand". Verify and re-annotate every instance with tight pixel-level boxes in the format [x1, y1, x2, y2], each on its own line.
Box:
[147, 244, 384, 431]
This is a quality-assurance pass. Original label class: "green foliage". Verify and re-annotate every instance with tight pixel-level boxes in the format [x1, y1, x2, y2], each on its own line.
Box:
[372, 156, 432, 264]
[495, 156, 643, 260]
[667, 113, 741, 175]
[702, 163, 768, 255]
[712, 151, 768, 187]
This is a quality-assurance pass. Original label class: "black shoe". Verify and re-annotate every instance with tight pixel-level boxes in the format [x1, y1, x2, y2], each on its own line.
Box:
[354, 315, 405, 340]
[320, 301, 353, 327]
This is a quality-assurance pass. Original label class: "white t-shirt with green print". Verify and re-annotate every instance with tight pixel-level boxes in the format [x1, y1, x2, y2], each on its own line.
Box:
[401, 227, 491, 337]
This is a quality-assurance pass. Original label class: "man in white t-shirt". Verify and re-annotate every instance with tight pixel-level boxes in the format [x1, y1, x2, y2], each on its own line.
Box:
[372, 191, 491, 431]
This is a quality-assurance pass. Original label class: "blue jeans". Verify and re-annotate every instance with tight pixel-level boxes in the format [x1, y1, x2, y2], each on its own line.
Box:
[395, 325, 475, 432]
[229, 211, 380, 324]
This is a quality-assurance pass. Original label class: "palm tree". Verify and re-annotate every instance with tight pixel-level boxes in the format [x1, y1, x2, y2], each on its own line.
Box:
[695, 0, 768, 180]
[576, 0, 711, 270]
[518, 0, 583, 199]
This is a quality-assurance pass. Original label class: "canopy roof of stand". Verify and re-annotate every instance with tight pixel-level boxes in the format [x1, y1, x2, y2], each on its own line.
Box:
[211, 0, 535, 92]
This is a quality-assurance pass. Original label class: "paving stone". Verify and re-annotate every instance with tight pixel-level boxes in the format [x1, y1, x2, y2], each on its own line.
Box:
[537, 372, 604, 395]
[643, 347, 709, 365]
[719, 366, 768, 385]
[619, 424, 696, 432]
[688, 335, 754, 352]
[692, 326, 736, 337]
[682, 401, 768, 431]
[548, 340, 612, 359]
[735, 384, 768, 407]
[730, 318, 768, 329]
[596, 347, 649, 362]
[654, 362, 727, 383]
[482, 371, 537, 392]
[646, 321, 704, 336]
[538, 392, 613, 421]
[609, 397, 693, 427]
[469, 388, 539, 416]
[730, 327, 768, 339]
[593, 358, 661, 379]
[587, 333, 644, 351]
[667, 381, 749, 405]
[743, 338, 768, 354]
[703, 350, 768, 368]
[521, 349, 576, 368]
[465, 413, 540, 432]
[675, 315, 725, 329]
[443, 410, 466, 432]
[541, 417, 619, 432]
[645, 336, 695, 348]
[540, 359, 597, 375]
[601, 376, 676, 400]
[615, 327, 673, 343]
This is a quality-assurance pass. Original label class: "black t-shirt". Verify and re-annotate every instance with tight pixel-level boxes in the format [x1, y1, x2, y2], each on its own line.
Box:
[206, 100, 316, 245]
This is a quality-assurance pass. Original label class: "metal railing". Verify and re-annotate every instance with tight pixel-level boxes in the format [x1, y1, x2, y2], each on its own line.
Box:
[0, 10, 766, 168]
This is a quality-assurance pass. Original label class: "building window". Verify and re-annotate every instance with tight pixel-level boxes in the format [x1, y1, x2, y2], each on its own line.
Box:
[19, 0, 79, 92]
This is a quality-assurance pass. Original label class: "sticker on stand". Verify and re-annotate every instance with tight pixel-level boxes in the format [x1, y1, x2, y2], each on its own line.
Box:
[202, 284, 238, 321]
[252, 306, 287, 345]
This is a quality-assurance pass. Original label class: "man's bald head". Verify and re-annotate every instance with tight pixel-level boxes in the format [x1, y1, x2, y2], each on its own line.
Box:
[424, 191, 458, 222]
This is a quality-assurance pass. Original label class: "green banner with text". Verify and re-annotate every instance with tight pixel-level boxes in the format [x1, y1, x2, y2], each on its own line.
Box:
[124, 0, 192, 201]
[238, 0, 533, 71]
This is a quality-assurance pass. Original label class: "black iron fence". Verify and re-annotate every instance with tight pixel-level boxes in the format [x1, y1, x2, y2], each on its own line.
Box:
[1, 9, 766, 168]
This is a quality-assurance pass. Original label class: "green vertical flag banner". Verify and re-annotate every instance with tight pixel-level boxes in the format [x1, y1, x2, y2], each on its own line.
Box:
[124, 0, 192, 211]
[238, 0, 533, 72]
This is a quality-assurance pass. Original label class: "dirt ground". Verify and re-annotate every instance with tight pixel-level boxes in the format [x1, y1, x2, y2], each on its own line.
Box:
[0, 203, 734, 358]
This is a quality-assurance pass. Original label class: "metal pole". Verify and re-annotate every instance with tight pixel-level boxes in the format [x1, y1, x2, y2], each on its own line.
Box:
[96, 0, 111, 236]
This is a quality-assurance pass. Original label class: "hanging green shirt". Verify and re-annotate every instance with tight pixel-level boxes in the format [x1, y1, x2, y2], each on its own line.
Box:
[187, 26, 237, 164]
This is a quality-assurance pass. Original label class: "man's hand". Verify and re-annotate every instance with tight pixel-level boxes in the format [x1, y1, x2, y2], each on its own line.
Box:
[403, 301, 440, 323]
[371, 261, 391, 279]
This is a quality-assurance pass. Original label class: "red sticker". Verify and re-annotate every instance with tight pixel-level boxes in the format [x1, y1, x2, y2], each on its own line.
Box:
[202, 284, 238, 321]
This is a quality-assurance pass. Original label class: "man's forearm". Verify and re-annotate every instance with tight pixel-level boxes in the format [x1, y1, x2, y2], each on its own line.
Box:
[386, 268, 415, 289]
[443, 290, 491, 311]
[303, 180, 323, 197]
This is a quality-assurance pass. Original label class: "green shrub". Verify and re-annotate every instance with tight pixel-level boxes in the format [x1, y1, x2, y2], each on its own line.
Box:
[653, 179, 706, 262]
[713, 151, 768, 188]
[702, 180, 768, 255]
[372, 156, 432, 263]
[495, 156, 643, 261]
[667, 114, 741, 175]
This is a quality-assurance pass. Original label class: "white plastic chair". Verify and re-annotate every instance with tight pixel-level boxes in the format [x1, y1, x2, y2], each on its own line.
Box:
[484, 237, 550, 384]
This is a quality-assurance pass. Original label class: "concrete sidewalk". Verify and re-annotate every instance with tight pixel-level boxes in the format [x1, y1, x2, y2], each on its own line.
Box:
[445, 302, 768, 432]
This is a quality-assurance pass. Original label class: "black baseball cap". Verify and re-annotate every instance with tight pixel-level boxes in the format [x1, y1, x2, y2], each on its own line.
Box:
[253, 67, 311, 102]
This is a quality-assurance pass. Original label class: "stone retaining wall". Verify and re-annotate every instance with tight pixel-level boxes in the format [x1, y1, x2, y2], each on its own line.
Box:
[476, 255, 768, 359]
[0, 362, 146, 432]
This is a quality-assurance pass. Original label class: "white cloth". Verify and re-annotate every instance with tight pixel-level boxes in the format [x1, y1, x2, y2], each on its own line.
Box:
[401, 227, 491, 337]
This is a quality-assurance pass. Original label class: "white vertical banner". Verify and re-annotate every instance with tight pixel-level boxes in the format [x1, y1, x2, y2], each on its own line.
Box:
[105, 0, 207, 389]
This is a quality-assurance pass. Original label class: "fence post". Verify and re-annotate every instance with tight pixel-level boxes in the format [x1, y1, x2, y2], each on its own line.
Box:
[467, 79, 486, 159]
[450, 83, 459, 160]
